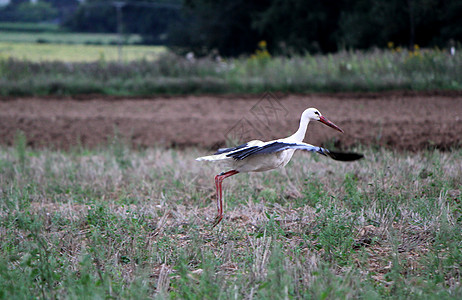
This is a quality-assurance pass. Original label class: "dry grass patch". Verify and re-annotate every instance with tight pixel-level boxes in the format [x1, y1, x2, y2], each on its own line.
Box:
[0, 140, 461, 298]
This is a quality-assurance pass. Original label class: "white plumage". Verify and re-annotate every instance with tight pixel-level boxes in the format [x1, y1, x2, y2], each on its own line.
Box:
[196, 107, 363, 227]
[197, 139, 292, 172]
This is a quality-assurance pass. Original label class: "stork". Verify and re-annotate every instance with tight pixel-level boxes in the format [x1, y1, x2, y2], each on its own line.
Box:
[196, 108, 363, 227]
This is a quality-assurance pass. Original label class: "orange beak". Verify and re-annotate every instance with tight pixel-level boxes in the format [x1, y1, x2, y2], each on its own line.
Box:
[318, 115, 344, 133]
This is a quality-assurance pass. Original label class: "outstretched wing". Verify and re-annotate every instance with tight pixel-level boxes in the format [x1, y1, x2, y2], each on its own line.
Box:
[214, 143, 249, 155]
[225, 141, 363, 162]
[225, 141, 325, 160]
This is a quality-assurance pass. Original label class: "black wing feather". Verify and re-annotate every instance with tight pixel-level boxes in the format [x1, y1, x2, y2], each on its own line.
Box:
[226, 146, 260, 160]
[214, 143, 248, 155]
[223, 141, 364, 162]
[325, 151, 364, 161]
[226, 142, 325, 160]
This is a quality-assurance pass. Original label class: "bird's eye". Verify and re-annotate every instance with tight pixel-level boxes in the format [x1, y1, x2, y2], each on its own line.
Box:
[314, 111, 320, 115]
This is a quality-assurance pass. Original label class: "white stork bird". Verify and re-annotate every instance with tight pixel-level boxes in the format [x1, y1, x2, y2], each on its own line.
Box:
[196, 108, 363, 227]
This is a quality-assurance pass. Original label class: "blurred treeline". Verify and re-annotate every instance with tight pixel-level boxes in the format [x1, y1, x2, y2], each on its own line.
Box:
[170, 0, 462, 56]
[1, 0, 462, 56]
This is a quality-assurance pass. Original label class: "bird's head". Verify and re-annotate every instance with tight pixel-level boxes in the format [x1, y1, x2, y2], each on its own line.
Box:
[303, 108, 344, 133]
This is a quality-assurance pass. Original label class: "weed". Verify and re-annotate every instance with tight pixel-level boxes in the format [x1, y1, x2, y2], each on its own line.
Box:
[13, 130, 27, 172]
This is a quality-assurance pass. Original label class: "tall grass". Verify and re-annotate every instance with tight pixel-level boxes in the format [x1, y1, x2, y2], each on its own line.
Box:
[0, 47, 460, 96]
[231, 47, 462, 92]
[0, 139, 461, 298]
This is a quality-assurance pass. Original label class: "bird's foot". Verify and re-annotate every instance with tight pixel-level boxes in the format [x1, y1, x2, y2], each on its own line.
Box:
[212, 214, 223, 228]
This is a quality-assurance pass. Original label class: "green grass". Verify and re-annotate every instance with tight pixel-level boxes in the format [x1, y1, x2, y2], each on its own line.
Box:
[0, 22, 60, 33]
[0, 22, 142, 45]
[0, 47, 461, 95]
[0, 42, 164, 62]
[1, 136, 461, 298]
[0, 32, 142, 45]
[0, 22, 460, 95]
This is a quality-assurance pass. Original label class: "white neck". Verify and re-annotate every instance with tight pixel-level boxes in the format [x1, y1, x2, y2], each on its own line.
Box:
[288, 117, 310, 142]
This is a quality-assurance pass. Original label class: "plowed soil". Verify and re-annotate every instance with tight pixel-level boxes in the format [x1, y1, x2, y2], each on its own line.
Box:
[1, 91, 461, 151]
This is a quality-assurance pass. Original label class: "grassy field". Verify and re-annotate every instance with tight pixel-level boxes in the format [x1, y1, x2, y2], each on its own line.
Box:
[0, 32, 143, 45]
[0, 46, 460, 95]
[0, 42, 165, 62]
[0, 20, 154, 62]
[0, 134, 461, 298]
[0, 22, 142, 45]
[0, 22, 61, 32]
[0, 22, 460, 95]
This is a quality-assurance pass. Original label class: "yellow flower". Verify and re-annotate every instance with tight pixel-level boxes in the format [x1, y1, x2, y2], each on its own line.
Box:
[414, 44, 420, 51]
[387, 41, 394, 49]
[258, 40, 267, 49]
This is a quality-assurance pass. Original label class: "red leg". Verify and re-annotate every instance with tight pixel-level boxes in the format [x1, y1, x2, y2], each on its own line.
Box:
[214, 175, 222, 223]
[212, 170, 239, 227]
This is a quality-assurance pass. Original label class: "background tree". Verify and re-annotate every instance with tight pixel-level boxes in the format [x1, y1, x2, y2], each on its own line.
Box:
[63, 0, 116, 33]
[0, 0, 77, 23]
[124, 2, 181, 44]
[434, 0, 462, 47]
[63, 0, 181, 45]
[168, 0, 268, 56]
[167, 0, 462, 55]
[339, 0, 441, 49]
[15, 1, 58, 22]
[3, 0, 460, 55]
[252, 0, 345, 54]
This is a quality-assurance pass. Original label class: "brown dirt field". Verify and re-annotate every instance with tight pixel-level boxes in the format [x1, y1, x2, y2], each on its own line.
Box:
[1, 91, 461, 151]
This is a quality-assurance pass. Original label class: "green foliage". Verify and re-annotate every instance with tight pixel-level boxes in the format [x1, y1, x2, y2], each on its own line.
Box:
[0, 22, 60, 32]
[0, 1, 58, 23]
[253, 0, 343, 53]
[62, 0, 116, 33]
[340, 0, 462, 50]
[169, 0, 264, 56]
[0, 47, 461, 96]
[14, 130, 27, 170]
[14, 1, 58, 22]
[302, 179, 328, 207]
[109, 130, 132, 170]
[257, 245, 295, 299]
[64, 0, 181, 45]
[343, 172, 364, 212]
[3, 0, 460, 56]
[309, 205, 356, 265]
[170, 0, 462, 55]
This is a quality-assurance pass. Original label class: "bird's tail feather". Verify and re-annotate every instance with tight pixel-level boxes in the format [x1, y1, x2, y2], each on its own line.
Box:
[196, 154, 229, 161]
